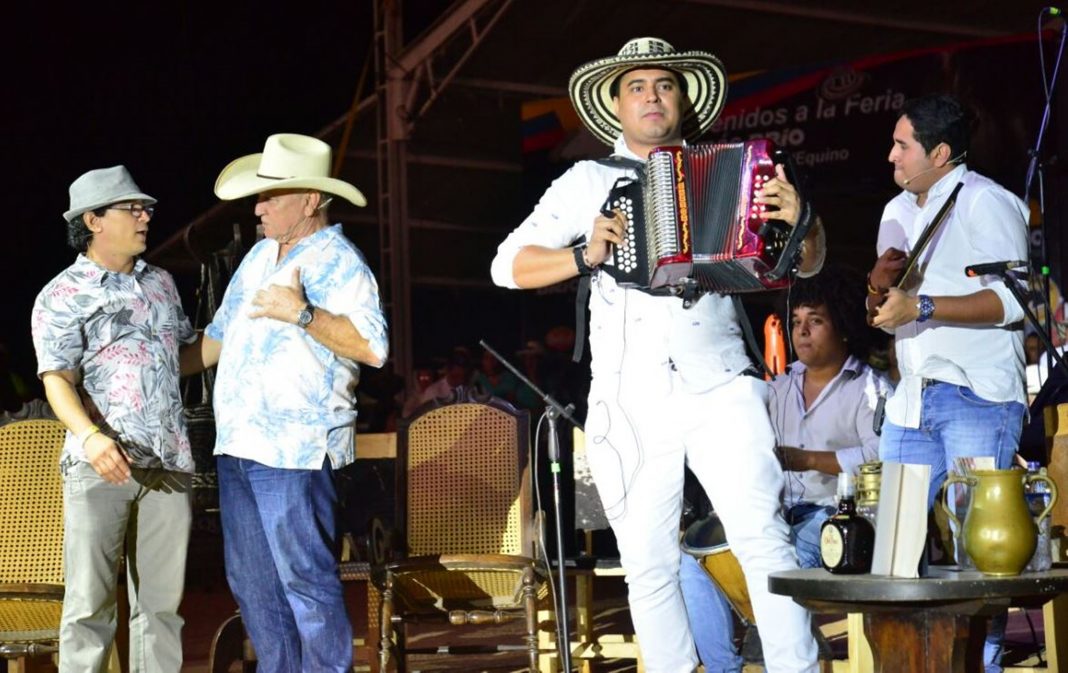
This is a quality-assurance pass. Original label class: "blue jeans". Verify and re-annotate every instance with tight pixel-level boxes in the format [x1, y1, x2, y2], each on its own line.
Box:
[785, 503, 834, 570]
[880, 381, 1026, 673]
[218, 456, 352, 673]
[680, 504, 832, 672]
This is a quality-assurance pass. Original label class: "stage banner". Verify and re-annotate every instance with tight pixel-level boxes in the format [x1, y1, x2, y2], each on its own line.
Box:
[705, 33, 1049, 198]
[524, 33, 1051, 196]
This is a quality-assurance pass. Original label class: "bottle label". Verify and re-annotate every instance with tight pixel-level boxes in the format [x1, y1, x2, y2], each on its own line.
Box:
[821, 525, 845, 568]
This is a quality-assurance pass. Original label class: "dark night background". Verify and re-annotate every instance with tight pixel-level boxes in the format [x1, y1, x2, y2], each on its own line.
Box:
[5, 2, 457, 394]
[5, 1, 1063, 401]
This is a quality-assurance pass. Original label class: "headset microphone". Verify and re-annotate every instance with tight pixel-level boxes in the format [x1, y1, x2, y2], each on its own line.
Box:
[900, 150, 968, 186]
[902, 165, 936, 186]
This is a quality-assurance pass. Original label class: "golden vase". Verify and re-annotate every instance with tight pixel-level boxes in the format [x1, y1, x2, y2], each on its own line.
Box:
[942, 468, 1058, 577]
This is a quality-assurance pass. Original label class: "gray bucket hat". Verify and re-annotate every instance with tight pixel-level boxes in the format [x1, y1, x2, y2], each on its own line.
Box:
[63, 165, 156, 223]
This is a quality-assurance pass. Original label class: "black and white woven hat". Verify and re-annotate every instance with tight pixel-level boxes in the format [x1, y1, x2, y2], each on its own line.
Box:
[568, 37, 728, 146]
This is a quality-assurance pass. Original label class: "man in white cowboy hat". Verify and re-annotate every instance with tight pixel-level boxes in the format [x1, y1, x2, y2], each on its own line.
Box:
[32, 165, 197, 672]
[182, 133, 388, 672]
[491, 37, 825, 672]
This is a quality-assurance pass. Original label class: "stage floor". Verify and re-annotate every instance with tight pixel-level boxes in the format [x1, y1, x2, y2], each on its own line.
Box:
[176, 530, 1052, 672]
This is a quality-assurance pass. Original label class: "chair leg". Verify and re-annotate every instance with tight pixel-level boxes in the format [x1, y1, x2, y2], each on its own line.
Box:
[847, 612, 873, 673]
[1046, 593, 1068, 673]
[12, 654, 59, 673]
[379, 574, 396, 672]
[537, 602, 556, 673]
[106, 642, 122, 673]
[523, 568, 539, 672]
[367, 582, 382, 673]
[208, 612, 246, 673]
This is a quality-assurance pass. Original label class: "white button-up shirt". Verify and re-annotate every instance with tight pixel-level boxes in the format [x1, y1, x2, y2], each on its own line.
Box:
[207, 224, 389, 470]
[491, 137, 753, 394]
[877, 165, 1028, 428]
[770, 357, 891, 507]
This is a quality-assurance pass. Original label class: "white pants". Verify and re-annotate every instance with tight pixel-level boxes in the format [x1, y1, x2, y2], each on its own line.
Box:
[585, 373, 818, 673]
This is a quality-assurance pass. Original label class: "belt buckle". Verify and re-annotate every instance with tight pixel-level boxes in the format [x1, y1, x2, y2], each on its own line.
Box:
[921, 378, 938, 390]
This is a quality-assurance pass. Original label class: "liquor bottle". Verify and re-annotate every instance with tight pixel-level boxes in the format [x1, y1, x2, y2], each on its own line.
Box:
[820, 472, 875, 574]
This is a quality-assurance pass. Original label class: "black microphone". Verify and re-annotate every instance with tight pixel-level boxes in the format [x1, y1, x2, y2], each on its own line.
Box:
[964, 260, 1028, 277]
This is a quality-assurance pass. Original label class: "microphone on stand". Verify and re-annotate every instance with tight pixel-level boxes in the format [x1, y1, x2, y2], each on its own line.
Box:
[964, 260, 1028, 277]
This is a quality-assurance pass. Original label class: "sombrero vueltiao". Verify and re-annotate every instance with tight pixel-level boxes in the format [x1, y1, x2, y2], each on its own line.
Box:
[568, 37, 728, 146]
[214, 133, 366, 206]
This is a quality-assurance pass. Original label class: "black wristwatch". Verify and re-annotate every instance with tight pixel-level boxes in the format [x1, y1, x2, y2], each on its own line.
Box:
[296, 303, 315, 328]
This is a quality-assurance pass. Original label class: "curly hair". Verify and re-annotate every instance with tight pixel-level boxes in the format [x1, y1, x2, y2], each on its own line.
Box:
[782, 264, 880, 362]
[66, 207, 107, 252]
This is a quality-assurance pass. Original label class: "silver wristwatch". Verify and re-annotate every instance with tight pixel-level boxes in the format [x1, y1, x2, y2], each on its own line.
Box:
[296, 303, 315, 328]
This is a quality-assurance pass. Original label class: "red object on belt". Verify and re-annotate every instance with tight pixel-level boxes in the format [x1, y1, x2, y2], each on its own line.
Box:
[764, 314, 786, 380]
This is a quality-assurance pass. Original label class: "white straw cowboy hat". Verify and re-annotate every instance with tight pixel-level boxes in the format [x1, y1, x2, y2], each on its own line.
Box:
[214, 133, 367, 206]
[63, 165, 156, 223]
[568, 37, 728, 146]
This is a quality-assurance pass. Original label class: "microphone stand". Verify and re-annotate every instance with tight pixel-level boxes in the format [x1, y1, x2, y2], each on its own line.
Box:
[480, 339, 582, 673]
[991, 269, 1068, 382]
[1023, 8, 1067, 381]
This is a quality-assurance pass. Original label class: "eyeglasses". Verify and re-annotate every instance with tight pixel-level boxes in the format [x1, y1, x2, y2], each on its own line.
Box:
[108, 204, 155, 219]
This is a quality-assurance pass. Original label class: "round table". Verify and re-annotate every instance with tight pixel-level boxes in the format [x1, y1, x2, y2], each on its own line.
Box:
[769, 566, 1068, 672]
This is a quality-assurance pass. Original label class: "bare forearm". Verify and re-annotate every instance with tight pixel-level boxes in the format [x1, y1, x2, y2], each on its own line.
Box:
[43, 371, 132, 483]
[306, 310, 384, 367]
[512, 246, 582, 289]
[873, 287, 1006, 329]
[780, 446, 842, 475]
[41, 372, 94, 435]
[180, 333, 222, 376]
[927, 289, 1005, 324]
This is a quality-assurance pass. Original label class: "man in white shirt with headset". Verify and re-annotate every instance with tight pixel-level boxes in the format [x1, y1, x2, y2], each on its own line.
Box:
[867, 93, 1029, 673]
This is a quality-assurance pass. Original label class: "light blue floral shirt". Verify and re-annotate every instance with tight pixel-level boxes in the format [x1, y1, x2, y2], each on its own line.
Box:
[31, 255, 196, 472]
[206, 224, 388, 470]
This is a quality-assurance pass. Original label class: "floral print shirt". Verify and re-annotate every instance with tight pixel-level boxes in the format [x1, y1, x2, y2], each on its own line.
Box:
[206, 224, 388, 470]
[32, 255, 196, 472]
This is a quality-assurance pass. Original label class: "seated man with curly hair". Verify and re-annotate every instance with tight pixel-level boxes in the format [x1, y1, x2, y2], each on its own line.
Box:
[680, 264, 892, 672]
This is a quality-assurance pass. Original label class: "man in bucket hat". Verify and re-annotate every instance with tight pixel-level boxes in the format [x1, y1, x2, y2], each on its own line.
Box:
[183, 134, 388, 672]
[491, 38, 825, 672]
[32, 165, 196, 671]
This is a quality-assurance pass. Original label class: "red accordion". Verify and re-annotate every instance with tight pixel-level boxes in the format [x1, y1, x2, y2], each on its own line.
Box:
[600, 139, 812, 296]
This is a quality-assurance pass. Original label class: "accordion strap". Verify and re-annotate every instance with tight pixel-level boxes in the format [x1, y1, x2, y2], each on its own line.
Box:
[572, 274, 591, 363]
[732, 295, 774, 378]
[595, 154, 646, 177]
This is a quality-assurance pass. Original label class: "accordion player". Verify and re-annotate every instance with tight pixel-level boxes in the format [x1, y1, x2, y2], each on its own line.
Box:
[599, 139, 814, 298]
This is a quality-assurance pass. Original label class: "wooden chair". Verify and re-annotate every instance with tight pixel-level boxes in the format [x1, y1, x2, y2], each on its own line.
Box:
[376, 388, 546, 672]
[0, 414, 67, 672]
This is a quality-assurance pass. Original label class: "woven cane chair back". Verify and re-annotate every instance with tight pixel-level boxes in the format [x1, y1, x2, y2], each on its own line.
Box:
[379, 390, 547, 671]
[0, 419, 66, 586]
[402, 394, 531, 559]
[0, 417, 67, 660]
